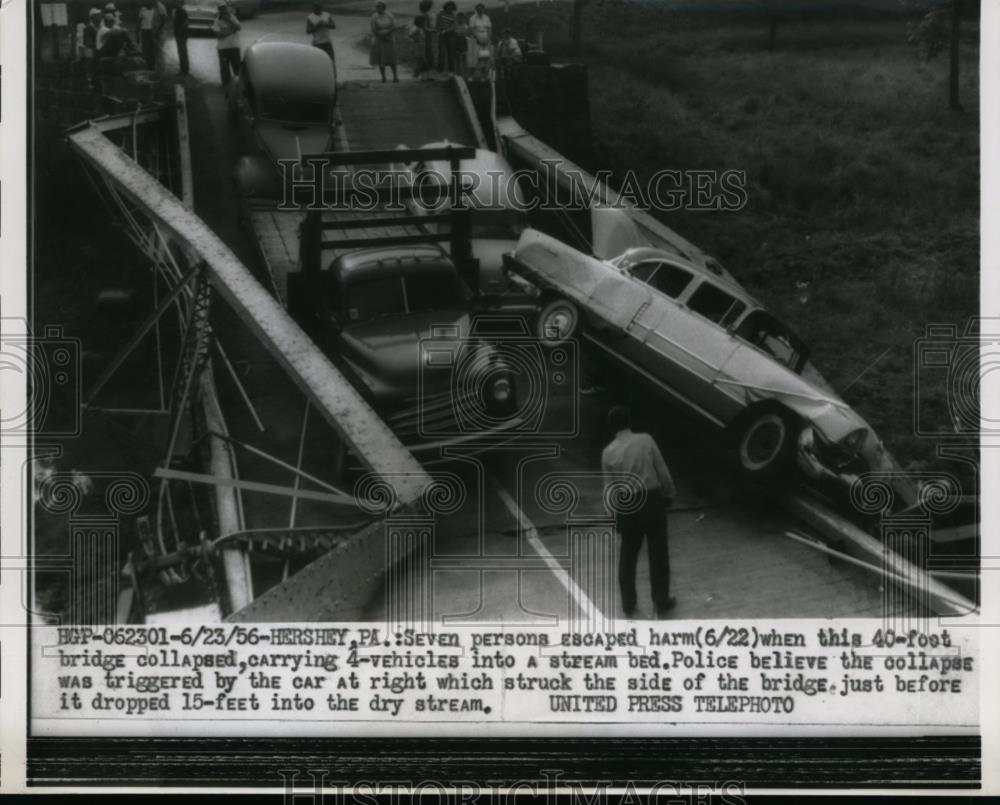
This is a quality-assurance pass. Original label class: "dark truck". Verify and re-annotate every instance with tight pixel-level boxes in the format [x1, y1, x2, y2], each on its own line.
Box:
[226, 56, 552, 465]
[284, 146, 536, 462]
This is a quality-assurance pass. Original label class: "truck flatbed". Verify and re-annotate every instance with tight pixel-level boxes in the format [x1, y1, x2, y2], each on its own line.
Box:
[250, 207, 428, 302]
[248, 79, 483, 302]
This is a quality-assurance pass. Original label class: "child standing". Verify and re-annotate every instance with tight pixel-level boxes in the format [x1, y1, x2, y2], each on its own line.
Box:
[409, 15, 430, 80]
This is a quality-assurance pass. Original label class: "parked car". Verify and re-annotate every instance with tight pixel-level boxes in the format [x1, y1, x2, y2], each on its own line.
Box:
[504, 227, 912, 499]
[230, 41, 337, 198]
[187, 0, 261, 32]
[288, 244, 523, 456]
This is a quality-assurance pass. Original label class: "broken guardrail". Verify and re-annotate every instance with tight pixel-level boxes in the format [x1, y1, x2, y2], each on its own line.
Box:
[68, 114, 434, 620]
[68, 122, 431, 504]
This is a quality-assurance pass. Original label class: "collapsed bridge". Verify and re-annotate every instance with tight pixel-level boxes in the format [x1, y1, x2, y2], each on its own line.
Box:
[61, 77, 976, 625]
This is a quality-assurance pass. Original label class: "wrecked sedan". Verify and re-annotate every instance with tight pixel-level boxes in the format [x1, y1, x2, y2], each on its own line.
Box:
[504, 227, 911, 495]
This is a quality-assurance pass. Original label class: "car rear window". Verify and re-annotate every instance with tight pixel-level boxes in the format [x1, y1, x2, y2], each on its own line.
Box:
[687, 282, 746, 327]
[346, 271, 466, 323]
[260, 99, 330, 124]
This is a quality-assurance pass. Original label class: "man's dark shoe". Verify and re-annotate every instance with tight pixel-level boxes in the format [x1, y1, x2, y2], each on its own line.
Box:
[656, 597, 677, 618]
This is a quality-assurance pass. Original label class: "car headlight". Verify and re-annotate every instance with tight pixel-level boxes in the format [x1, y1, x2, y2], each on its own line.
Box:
[838, 427, 869, 459]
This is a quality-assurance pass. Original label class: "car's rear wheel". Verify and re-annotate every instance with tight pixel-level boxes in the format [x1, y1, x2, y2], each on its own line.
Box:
[536, 297, 579, 347]
[731, 405, 798, 478]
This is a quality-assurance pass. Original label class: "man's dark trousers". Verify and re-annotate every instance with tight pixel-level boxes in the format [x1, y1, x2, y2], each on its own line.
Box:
[617, 493, 670, 615]
[218, 47, 241, 86]
[176, 34, 189, 74]
[141, 30, 156, 68]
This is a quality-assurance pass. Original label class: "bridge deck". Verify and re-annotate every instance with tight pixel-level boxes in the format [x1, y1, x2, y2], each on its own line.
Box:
[336, 79, 482, 152]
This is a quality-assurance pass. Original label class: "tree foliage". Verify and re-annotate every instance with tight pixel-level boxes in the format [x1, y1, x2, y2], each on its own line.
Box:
[905, 0, 965, 111]
[907, 6, 950, 60]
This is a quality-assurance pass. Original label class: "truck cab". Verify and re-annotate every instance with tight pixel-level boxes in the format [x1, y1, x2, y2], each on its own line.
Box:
[288, 244, 521, 450]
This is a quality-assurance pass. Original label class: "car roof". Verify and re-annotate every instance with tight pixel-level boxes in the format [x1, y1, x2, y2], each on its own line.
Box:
[331, 245, 455, 282]
[244, 42, 336, 104]
[617, 245, 764, 309]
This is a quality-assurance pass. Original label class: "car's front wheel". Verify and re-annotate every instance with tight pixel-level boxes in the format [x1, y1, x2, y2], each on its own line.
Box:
[536, 296, 580, 347]
[731, 405, 798, 478]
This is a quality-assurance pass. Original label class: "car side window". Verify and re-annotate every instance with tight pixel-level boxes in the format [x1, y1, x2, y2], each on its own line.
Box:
[734, 310, 804, 371]
[652, 263, 694, 299]
[687, 282, 747, 327]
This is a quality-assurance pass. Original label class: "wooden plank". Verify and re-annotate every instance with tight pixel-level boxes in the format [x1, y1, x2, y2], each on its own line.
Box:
[173, 85, 193, 207]
[779, 492, 976, 616]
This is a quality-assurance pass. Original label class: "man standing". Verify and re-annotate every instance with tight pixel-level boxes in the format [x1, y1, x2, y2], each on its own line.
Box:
[468, 3, 491, 39]
[81, 8, 103, 85]
[467, 3, 492, 80]
[97, 11, 138, 57]
[434, 0, 456, 73]
[152, 0, 168, 70]
[212, 0, 242, 87]
[104, 2, 122, 26]
[173, 1, 190, 76]
[601, 405, 677, 618]
[306, 3, 336, 61]
[138, 1, 157, 69]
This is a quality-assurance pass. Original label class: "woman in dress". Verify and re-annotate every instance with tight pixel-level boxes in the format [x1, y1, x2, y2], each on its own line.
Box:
[369, 1, 398, 82]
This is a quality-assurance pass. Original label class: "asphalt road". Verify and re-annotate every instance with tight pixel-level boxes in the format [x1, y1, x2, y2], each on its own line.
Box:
[169, 5, 891, 623]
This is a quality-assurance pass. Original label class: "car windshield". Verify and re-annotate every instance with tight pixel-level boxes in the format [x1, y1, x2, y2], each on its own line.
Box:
[259, 98, 329, 124]
[345, 271, 467, 324]
[734, 309, 807, 373]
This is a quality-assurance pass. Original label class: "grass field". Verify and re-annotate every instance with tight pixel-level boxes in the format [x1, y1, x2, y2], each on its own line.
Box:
[501, 2, 979, 481]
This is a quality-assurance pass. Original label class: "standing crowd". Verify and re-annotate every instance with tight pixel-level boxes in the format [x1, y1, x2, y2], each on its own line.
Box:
[401, 0, 523, 82]
[74, 1, 526, 90]
[75, 0, 185, 86]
